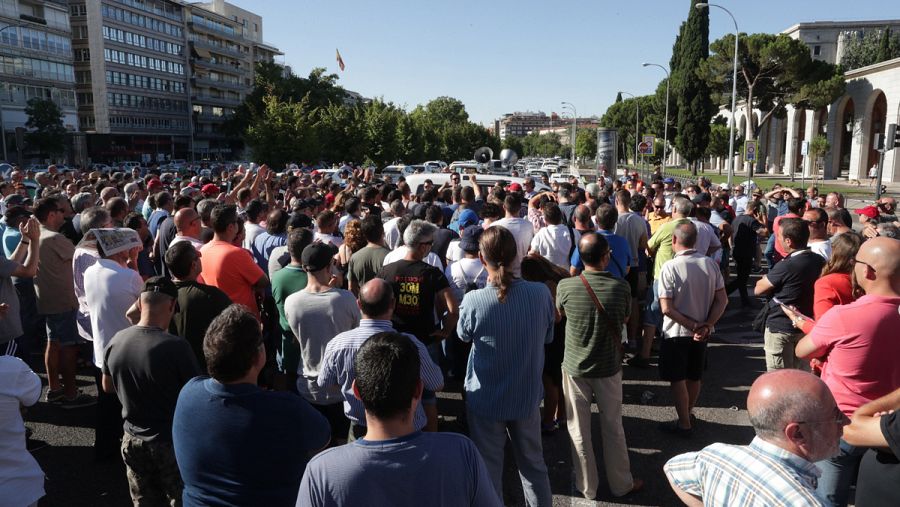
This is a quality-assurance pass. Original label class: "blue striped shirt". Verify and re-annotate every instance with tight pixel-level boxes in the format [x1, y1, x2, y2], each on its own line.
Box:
[317, 320, 444, 429]
[664, 437, 826, 506]
[457, 279, 555, 420]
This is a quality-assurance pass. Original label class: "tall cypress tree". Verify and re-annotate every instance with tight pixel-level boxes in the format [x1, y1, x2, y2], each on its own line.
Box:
[673, 0, 714, 172]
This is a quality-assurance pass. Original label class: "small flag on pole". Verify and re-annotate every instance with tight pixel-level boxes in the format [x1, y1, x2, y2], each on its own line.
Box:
[336, 49, 345, 71]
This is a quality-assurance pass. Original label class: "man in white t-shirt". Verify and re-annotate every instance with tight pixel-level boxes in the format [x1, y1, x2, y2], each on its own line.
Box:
[487, 195, 533, 277]
[0, 355, 44, 507]
[314, 210, 344, 247]
[803, 208, 832, 260]
[530, 202, 578, 269]
[383, 200, 407, 250]
[241, 199, 266, 251]
[170, 207, 204, 251]
[84, 228, 144, 458]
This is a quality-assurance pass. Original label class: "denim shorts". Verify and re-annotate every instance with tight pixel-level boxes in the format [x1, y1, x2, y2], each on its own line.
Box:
[45, 309, 80, 346]
[642, 279, 663, 328]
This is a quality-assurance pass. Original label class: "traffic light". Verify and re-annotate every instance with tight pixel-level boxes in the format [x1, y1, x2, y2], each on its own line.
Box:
[887, 123, 899, 149]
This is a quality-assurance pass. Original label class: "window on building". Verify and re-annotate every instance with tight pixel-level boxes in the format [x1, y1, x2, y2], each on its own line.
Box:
[813, 45, 821, 56]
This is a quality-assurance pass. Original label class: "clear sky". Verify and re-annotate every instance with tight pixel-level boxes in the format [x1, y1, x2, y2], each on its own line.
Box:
[228, 0, 895, 125]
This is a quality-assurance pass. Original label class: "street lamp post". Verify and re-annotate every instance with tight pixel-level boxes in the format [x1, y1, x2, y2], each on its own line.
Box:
[642, 63, 670, 176]
[561, 101, 576, 169]
[697, 2, 739, 186]
[619, 91, 640, 175]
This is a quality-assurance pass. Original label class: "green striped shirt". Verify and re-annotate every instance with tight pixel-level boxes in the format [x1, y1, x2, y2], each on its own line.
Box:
[556, 271, 631, 378]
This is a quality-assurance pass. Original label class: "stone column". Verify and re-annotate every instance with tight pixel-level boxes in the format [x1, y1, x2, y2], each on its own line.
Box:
[802, 109, 817, 178]
[783, 106, 800, 178]
[767, 117, 785, 174]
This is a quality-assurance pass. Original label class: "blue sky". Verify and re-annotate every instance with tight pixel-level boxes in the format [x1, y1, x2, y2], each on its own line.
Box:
[230, 0, 895, 125]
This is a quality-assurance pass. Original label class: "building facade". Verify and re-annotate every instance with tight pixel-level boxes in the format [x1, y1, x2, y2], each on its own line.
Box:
[71, 0, 190, 164]
[0, 0, 77, 165]
[702, 19, 900, 184]
[497, 112, 558, 140]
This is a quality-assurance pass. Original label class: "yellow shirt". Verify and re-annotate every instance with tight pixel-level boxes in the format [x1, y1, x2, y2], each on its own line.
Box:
[648, 214, 672, 236]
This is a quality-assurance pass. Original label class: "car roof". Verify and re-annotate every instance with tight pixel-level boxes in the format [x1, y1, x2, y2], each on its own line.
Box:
[403, 173, 551, 192]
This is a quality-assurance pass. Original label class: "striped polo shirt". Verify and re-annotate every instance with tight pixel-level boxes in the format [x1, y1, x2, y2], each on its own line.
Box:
[556, 270, 631, 378]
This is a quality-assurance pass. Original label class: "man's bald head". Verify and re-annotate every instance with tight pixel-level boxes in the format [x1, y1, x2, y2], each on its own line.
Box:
[747, 370, 844, 462]
[358, 278, 394, 319]
[174, 208, 200, 236]
[578, 232, 609, 268]
[854, 237, 900, 293]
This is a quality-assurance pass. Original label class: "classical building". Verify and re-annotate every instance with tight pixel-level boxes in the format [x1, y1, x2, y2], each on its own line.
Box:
[705, 20, 900, 184]
[71, 0, 191, 163]
[0, 0, 77, 164]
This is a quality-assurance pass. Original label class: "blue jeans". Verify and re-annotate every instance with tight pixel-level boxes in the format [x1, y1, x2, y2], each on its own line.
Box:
[466, 407, 552, 506]
[815, 438, 866, 507]
[764, 234, 776, 269]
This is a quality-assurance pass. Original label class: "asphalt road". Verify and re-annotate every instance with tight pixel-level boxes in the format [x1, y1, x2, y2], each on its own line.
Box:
[24, 289, 764, 507]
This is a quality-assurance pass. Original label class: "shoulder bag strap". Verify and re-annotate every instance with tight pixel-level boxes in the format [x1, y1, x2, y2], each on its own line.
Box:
[579, 274, 621, 339]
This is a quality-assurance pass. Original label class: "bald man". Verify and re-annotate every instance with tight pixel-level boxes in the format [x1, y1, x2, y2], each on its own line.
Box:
[794, 237, 900, 506]
[169, 208, 203, 251]
[665, 370, 846, 506]
[317, 278, 443, 441]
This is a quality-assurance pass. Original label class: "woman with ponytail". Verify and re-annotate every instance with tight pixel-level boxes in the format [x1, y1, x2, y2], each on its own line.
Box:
[456, 225, 556, 506]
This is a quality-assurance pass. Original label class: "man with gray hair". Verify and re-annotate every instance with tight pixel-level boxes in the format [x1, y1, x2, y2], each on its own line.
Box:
[383, 199, 406, 250]
[73, 207, 113, 342]
[657, 221, 727, 437]
[629, 196, 691, 368]
[123, 181, 145, 212]
[665, 369, 845, 506]
[377, 219, 457, 431]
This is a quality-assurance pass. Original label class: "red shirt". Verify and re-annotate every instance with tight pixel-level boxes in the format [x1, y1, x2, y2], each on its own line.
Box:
[813, 273, 855, 320]
[200, 240, 265, 318]
[772, 213, 800, 259]
[808, 294, 900, 415]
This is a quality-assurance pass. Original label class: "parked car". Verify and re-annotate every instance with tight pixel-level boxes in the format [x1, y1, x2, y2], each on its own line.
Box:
[404, 173, 551, 196]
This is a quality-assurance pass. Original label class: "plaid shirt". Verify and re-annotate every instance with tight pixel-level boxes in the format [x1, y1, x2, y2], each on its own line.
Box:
[664, 437, 826, 506]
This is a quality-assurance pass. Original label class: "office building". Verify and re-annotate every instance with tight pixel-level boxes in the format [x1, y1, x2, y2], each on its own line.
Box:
[185, 0, 281, 159]
[71, 0, 190, 163]
[0, 0, 77, 164]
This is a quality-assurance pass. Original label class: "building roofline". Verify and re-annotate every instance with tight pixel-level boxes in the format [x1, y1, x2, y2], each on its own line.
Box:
[845, 56, 900, 78]
[782, 19, 900, 34]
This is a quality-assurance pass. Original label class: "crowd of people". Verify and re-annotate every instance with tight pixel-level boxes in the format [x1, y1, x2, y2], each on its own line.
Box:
[0, 161, 898, 506]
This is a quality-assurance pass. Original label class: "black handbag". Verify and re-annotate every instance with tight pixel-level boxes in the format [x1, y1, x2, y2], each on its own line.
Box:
[752, 300, 772, 333]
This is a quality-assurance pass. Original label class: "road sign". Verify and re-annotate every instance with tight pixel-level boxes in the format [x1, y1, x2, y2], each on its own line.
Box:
[801, 140, 809, 156]
[744, 140, 757, 162]
[639, 135, 655, 155]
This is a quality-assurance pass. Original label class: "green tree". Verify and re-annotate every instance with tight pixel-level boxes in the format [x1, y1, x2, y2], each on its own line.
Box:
[671, 0, 714, 172]
[841, 28, 900, 71]
[501, 136, 525, 157]
[702, 33, 844, 141]
[361, 98, 402, 167]
[575, 129, 597, 160]
[244, 92, 319, 168]
[809, 134, 830, 177]
[25, 98, 67, 157]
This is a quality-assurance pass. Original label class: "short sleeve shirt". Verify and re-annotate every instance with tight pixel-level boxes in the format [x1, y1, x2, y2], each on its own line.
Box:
[200, 240, 266, 318]
[855, 412, 900, 507]
[347, 245, 390, 289]
[764, 250, 826, 333]
[658, 250, 725, 338]
[377, 259, 449, 345]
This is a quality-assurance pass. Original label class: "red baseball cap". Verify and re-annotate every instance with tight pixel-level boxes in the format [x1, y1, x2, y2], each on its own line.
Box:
[507, 182, 523, 192]
[201, 183, 220, 195]
[147, 179, 163, 192]
[854, 206, 879, 219]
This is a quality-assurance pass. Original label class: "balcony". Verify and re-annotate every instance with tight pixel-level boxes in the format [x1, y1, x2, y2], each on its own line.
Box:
[189, 39, 243, 58]
[191, 76, 245, 91]
[191, 57, 245, 75]
[193, 113, 230, 123]
[187, 20, 244, 41]
[192, 94, 241, 107]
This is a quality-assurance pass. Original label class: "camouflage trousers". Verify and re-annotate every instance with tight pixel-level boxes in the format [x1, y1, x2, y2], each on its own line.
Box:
[121, 432, 183, 507]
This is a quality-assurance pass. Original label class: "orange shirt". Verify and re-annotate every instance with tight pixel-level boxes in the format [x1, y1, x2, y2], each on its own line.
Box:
[200, 240, 265, 318]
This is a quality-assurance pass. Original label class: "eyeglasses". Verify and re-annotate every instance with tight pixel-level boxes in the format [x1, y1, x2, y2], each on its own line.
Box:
[797, 406, 846, 426]
[850, 257, 876, 272]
